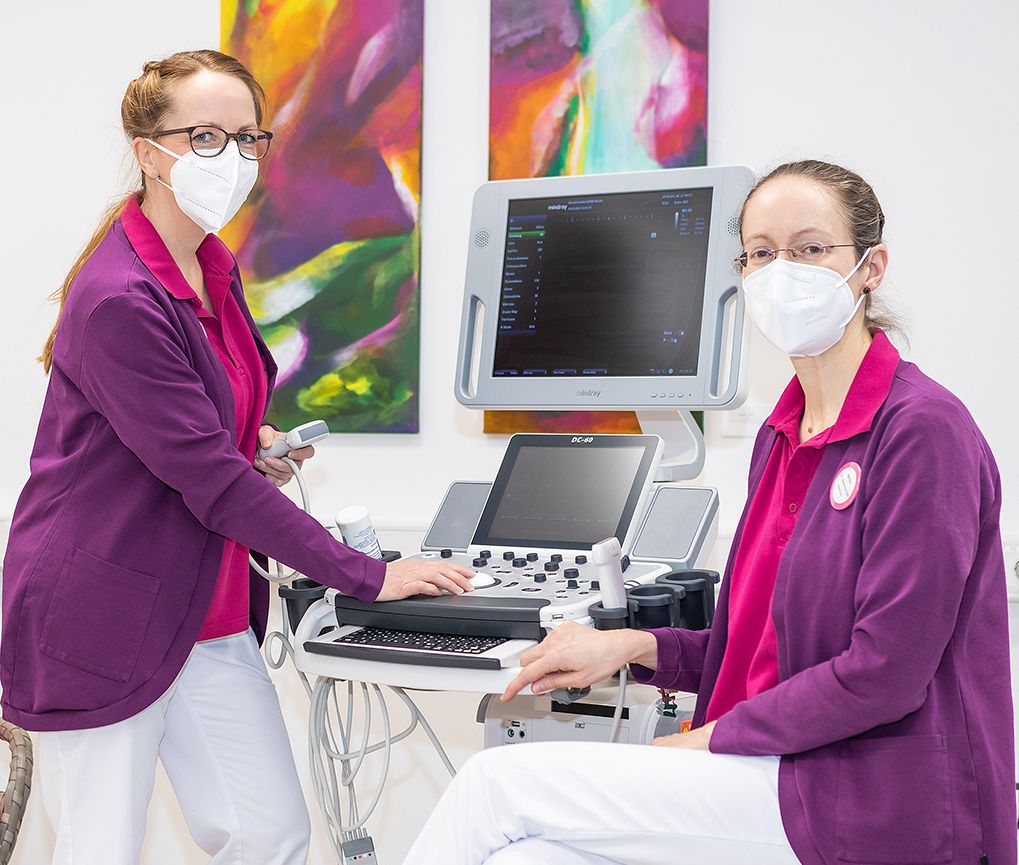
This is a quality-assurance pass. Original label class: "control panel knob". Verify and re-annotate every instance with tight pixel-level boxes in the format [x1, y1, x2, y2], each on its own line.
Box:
[544, 562, 559, 572]
[551, 554, 563, 563]
[564, 568, 580, 579]
[591, 580, 600, 590]
[503, 551, 516, 561]
[480, 550, 492, 558]
[534, 574, 547, 583]
[567, 579, 579, 589]
[526, 552, 539, 562]
[440, 548, 453, 558]
[575, 555, 588, 565]
[472, 558, 488, 568]
[513, 558, 526, 568]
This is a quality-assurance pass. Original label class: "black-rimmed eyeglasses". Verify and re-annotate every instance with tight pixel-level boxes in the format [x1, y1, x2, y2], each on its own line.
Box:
[150, 125, 273, 160]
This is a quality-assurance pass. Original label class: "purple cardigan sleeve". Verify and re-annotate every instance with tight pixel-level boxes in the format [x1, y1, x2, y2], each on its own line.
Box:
[710, 401, 984, 756]
[77, 293, 385, 602]
[630, 627, 712, 692]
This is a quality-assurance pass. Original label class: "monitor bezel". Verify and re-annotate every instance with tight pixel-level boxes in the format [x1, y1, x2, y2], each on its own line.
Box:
[470, 433, 663, 552]
[455, 166, 754, 411]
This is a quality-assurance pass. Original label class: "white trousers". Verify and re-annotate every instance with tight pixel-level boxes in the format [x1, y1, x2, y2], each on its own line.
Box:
[404, 740, 800, 865]
[36, 629, 311, 865]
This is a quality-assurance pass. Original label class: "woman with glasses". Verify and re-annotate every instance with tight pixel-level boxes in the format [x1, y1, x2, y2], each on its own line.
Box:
[1, 50, 474, 865]
[405, 161, 1014, 865]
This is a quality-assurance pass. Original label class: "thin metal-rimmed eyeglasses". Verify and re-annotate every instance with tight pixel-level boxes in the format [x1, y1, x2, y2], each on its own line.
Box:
[150, 125, 273, 160]
[735, 241, 856, 272]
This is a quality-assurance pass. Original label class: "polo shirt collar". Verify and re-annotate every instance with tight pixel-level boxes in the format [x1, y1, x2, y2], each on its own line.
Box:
[120, 195, 236, 304]
[767, 331, 900, 446]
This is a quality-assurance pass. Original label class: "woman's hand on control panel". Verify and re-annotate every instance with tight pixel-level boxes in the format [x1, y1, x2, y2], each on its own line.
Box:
[376, 559, 476, 602]
[501, 622, 656, 702]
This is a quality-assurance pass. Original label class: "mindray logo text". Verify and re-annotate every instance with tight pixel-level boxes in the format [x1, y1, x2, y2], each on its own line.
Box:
[576, 389, 601, 397]
[547, 204, 568, 211]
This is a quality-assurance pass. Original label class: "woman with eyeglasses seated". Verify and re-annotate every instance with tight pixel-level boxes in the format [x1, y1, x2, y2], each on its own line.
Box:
[404, 161, 1014, 865]
[1, 50, 475, 865]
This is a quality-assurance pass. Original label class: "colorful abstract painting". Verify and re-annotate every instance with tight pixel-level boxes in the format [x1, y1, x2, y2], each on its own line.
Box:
[221, 0, 422, 432]
[486, 0, 708, 435]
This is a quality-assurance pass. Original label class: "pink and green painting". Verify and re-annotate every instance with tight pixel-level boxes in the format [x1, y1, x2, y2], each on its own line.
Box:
[486, 0, 708, 435]
[222, 0, 423, 432]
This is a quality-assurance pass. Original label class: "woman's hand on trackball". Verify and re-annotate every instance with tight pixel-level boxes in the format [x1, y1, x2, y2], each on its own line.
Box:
[376, 558, 476, 602]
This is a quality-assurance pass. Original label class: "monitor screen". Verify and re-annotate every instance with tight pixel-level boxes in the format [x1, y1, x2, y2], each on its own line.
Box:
[492, 187, 713, 379]
[472, 435, 660, 550]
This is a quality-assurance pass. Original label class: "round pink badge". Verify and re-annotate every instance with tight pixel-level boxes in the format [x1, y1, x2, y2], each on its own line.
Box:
[830, 462, 862, 511]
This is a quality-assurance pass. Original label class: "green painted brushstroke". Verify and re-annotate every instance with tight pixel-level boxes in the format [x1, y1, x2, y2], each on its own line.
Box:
[263, 230, 420, 432]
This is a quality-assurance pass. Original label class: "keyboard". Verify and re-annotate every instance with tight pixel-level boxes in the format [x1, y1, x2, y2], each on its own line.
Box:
[306, 626, 514, 670]
[335, 627, 506, 655]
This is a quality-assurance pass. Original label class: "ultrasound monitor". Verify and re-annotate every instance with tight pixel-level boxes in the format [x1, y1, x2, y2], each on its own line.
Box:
[471, 434, 663, 553]
[455, 166, 754, 412]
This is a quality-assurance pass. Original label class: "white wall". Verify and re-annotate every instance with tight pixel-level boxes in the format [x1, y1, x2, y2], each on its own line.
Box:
[2, 1, 1018, 863]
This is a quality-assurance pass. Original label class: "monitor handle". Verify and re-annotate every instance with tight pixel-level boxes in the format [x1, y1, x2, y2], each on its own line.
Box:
[635, 409, 704, 482]
[456, 293, 486, 401]
[708, 283, 745, 405]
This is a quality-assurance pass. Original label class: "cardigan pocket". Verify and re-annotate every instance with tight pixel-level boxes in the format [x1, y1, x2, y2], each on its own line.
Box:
[40, 546, 161, 684]
[835, 733, 952, 864]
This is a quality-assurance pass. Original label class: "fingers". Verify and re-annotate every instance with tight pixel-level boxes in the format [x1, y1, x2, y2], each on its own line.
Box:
[501, 656, 559, 702]
[406, 582, 442, 598]
[440, 567, 475, 592]
[448, 564, 475, 579]
[258, 425, 276, 448]
[287, 444, 315, 462]
[531, 672, 587, 695]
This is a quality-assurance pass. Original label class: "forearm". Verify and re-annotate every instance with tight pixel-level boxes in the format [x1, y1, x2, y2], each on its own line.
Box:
[628, 627, 711, 692]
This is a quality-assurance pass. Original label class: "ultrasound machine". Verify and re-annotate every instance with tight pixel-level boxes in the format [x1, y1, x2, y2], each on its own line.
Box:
[277, 165, 755, 862]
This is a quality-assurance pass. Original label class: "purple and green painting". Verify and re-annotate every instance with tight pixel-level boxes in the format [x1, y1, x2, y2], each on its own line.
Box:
[222, 0, 423, 432]
[486, 0, 708, 435]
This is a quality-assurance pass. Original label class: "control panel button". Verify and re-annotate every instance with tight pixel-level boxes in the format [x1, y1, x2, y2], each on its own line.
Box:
[550, 554, 563, 563]
[534, 574, 547, 583]
[567, 579, 579, 589]
[512, 558, 526, 568]
[472, 558, 488, 568]
[544, 562, 560, 572]
[563, 568, 580, 579]
[480, 550, 492, 558]
[503, 551, 516, 561]
[575, 555, 588, 565]
[591, 580, 600, 590]
[440, 548, 453, 558]
[526, 552, 539, 562]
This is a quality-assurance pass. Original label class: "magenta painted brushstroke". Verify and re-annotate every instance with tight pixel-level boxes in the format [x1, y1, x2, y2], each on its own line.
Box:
[237, 0, 423, 279]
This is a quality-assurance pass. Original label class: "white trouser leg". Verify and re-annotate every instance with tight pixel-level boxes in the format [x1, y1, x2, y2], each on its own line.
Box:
[36, 683, 174, 865]
[159, 630, 311, 865]
[482, 838, 618, 865]
[404, 741, 800, 865]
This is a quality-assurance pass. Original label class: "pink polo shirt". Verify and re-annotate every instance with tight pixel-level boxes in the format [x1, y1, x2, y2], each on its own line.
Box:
[121, 198, 268, 642]
[705, 332, 900, 722]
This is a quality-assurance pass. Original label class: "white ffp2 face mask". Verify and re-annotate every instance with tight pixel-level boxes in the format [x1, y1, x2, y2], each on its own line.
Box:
[146, 139, 258, 234]
[742, 250, 871, 357]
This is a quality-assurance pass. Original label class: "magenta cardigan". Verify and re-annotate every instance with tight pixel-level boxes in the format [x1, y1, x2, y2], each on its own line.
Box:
[633, 353, 1015, 864]
[1, 208, 386, 732]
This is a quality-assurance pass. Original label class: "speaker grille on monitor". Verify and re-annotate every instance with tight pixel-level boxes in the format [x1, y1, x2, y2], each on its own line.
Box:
[473, 229, 491, 248]
[726, 215, 740, 237]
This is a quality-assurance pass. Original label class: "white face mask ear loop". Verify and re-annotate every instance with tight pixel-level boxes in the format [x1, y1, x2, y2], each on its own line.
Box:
[840, 247, 874, 328]
[144, 138, 181, 194]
